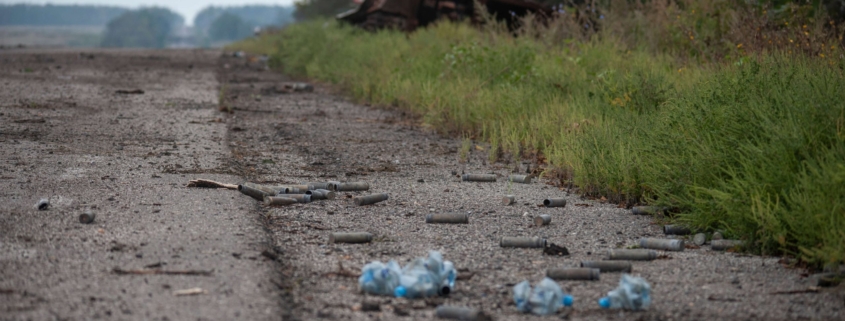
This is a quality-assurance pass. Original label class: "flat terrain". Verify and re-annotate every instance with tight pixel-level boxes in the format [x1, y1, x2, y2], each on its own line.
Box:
[1, 48, 842, 320]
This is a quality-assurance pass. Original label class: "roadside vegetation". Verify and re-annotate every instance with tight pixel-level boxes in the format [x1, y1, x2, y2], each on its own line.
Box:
[233, 0, 845, 266]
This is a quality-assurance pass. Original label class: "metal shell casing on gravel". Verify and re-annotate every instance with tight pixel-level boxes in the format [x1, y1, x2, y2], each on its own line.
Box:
[543, 198, 567, 207]
[238, 184, 273, 201]
[280, 185, 310, 194]
[306, 189, 336, 200]
[606, 249, 658, 261]
[500, 237, 546, 248]
[243, 182, 279, 195]
[663, 225, 692, 235]
[425, 213, 468, 224]
[284, 194, 311, 204]
[711, 239, 744, 251]
[507, 174, 531, 184]
[580, 261, 632, 273]
[435, 306, 483, 321]
[502, 195, 515, 205]
[462, 174, 496, 182]
[306, 182, 338, 191]
[337, 182, 369, 192]
[533, 214, 551, 226]
[353, 193, 388, 206]
[264, 196, 298, 206]
[35, 198, 50, 210]
[640, 237, 685, 251]
[546, 268, 600, 280]
[329, 232, 373, 244]
[78, 211, 95, 224]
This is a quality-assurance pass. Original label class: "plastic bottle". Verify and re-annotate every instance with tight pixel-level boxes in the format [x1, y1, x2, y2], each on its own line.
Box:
[394, 251, 457, 298]
[598, 274, 651, 310]
[512, 278, 573, 315]
[358, 260, 401, 296]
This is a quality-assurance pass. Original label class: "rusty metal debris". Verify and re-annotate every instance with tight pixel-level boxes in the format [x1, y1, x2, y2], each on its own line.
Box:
[338, 0, 551, 31]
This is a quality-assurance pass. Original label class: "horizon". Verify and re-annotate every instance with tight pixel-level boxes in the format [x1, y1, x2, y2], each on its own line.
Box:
[0, 0, 298, 26]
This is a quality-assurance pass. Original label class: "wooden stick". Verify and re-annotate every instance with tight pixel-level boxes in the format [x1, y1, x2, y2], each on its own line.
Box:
[186, 179, 238, 190]
[113, 268, 213, 276]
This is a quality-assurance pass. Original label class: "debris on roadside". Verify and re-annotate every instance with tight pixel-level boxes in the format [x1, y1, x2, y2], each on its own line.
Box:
[79, 210, 95, 224]
[543, 198, 567, 208]
[547, 268, 600, 281]
[693, 233, 707, 246]
[513, 277, 573, 315]
[606, 249, 657, 261]
[663, 225, 691, 235]
[113, 267, 213, 276]
[330, 232, 373, 244]
[187, 179, 238, 190]
[358, 251, 456, 299]
[425, 213, 468, 224]
[500, 237, 546, 248]
[462, 174, 496, 182]
[543, 243, 569, 256]
[354, 193, 389, 206]
[115, 89, 144, 95]
[581, 261, 633, 273]
[508, 174, 531, 184]
[639, 238, 685, 251]
[173, 287, 206, 296]
[533, 214, 551, 227]
[35, 198, 49, 210]
[502, 195, 515, 205]
[598, 274, 652, 310]
[435, 305, 491, 321]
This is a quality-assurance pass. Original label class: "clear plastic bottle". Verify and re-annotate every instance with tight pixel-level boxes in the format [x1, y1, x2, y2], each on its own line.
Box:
[358, 260, 401, 296]
[512, 277, 573, 315]
[598, 274, 651, 310]
[394, 251, 457, 298]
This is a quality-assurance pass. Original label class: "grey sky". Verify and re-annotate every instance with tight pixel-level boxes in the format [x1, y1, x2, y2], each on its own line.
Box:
[1, 0, 297, 25]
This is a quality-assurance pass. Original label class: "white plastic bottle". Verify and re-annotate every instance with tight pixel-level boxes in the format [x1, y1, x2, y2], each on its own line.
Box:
[598, 274, 651, 310]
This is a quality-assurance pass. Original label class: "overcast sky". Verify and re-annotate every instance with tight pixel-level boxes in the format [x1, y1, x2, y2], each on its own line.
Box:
[1, 0, 297, 25]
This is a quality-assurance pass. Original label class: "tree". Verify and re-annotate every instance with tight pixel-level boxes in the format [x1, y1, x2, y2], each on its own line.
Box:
[294, 0, 356, 21]
[208, 13, 254, 41]
[100, 8, 183, 48]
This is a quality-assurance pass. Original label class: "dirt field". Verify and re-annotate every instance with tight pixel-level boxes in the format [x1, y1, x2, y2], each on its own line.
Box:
[1, 48, 843, 321]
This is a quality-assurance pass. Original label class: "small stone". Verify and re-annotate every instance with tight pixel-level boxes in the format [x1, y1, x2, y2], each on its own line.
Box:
[693, 233, 706, 246]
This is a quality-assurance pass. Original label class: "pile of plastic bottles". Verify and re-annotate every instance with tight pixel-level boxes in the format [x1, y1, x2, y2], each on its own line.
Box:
[513, 278, 574, 315]
[358, 251, 457, 298]
[598, 274, 652, 310]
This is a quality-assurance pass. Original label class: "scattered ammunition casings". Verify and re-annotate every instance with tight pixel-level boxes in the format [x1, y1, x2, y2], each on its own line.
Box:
[640, 238, 685, 251]
[693, 233, 707, 246]
[329, 232, 373, 244]
[712, 231, 724, 240]
[238, 184, 272, 201]
[435, 306, 483, 321]
[461, 174, 496, 182]
[35, 198, 50, 210]
[533, 214, 551, 227]
[580, 261, 632, 273]
[264, 196, 297, 206]
[508, 174, 531, 184]
[243, 182, 279, 195]
[306, 189, 336, 200]
[79, 211, 95, 224]
[337, 182, 370, 191]
[663, 225, 692, 235]
[282, 194, 311, 204]
[711, 239, 744, 251]
[425, 213, 468, 224]
[547, 268, 600, 281]
[353, 193, 388, 206]
[605, 249, 658, 261]
[326, 181, 341, 191]
[502, 195, 515, 205]
[305, 182, 334, 191]
[500, 237, 546, 248]
[543, 198, 567, 207]
[631, 206, 664, 215]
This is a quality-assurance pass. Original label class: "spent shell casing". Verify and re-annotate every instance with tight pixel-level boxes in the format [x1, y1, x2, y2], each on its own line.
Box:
[500, 237, 546, 248]
[605, 249, 658, 261]
[305, 182, 333, 191]
[36, 198, 50, 210]
[243, 182, 279, 195]
[631, 206, 664, 215]
[663, 225, 692, 235]
[78, 211, 96, 224]
[547, 268, 600, 281]
[435, 306, 483, 321]
[282, 194, 311, 203]
[329, 232, 373, 244]
[337, 182, 369, 192]
[543, 198, 567, 207]
[353, 193, 388, 206]
[326, 181, 341, 191]
[306, 189, 336, 200]
[711, 239, 744, 251]
[425, 213, 468, 224]
[508, 174, 531, 184]
[580, 261, 632, 273]
[264, 196, 298, 206]
[640, 238, 685, 251]
[502, 195, 515, 205]
[533, 214, 551, 227]
[238, 184, 273, 201]
[461, 174, 496, 182]
[281, 185, 310, 194]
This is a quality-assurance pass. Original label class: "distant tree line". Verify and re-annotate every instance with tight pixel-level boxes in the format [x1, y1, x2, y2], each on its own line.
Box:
[100, 8, 184, 48]
[194, 5, 295, 44]
[0, 4, 127, 26]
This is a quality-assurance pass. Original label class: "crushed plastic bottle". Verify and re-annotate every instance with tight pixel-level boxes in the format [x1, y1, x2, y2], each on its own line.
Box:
[358, 260, 401, 296]
[598, 274, 651, 310]
[513, 277, 573, 315]
[359, 251, 456, 299]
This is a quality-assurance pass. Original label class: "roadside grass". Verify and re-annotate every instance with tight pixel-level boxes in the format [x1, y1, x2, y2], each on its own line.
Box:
[231, 6, 845, 265]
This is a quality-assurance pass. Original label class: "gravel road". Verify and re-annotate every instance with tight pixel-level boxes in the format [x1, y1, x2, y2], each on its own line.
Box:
[1, 48, 842, 321]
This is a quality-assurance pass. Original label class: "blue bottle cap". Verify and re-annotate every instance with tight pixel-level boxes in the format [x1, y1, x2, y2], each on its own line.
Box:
[598, 297, 610, 308]
[563, 295, 573, 307]
[394, 286, 406, 298]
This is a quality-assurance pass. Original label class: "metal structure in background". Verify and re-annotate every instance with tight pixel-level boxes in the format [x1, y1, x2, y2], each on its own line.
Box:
[337, 0, 551, 31]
